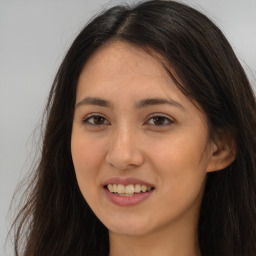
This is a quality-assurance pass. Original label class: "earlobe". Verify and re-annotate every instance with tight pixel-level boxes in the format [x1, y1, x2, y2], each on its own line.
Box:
[207, 139, 236, 173]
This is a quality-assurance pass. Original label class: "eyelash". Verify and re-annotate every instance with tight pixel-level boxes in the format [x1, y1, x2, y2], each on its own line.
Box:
[82, 113, 174, 128]
[82, 114, 110, 126]
[146, 114, 174, 126]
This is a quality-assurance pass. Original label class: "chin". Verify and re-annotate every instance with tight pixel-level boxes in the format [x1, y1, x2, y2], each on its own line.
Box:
[109, 225, 152, 237]
[103, 215, 156, 237]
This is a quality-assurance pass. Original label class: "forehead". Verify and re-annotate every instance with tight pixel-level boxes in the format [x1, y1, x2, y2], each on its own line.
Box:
[77, 41, 183, 99]
[82, 41, 168, 79]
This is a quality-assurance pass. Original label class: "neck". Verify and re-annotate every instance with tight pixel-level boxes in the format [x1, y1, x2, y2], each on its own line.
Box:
[108, 218, 201, 256]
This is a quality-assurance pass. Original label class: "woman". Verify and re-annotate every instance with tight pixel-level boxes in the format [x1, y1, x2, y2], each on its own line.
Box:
[12, 1, 256, 255]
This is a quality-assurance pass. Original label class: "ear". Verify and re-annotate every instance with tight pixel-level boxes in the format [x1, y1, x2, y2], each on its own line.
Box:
[207, 133, 237, 173]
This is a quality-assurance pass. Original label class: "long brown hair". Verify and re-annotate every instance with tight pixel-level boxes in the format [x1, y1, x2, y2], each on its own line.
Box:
[12, 1, 256, 255]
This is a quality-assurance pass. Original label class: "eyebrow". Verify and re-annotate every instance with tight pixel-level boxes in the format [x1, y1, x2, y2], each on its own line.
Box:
[76, 96, 185, 110]
[136, 98, 185, 110]
[76, 97, 112, 108]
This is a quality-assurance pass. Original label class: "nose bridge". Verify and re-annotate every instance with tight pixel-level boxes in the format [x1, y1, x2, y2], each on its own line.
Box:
[106, 122, 144, 169]
[113, 123, 132, 148]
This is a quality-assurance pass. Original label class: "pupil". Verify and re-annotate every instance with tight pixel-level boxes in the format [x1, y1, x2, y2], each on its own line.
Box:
[153, 116, 165, 125]
[94, 116, 104, 124]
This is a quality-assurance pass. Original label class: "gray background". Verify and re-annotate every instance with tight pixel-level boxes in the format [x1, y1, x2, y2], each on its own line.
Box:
[1, 0, 255, 255]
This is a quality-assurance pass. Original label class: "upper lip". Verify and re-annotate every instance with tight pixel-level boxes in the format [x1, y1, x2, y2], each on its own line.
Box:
[103, 177, 155, 187]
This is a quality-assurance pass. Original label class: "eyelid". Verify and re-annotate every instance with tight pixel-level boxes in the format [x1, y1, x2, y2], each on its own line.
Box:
[145, 113, 174, 126]
[82, 113, 110, 125]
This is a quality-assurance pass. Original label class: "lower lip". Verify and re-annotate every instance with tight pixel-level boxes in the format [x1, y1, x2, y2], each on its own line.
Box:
[104, 187, 154, 207]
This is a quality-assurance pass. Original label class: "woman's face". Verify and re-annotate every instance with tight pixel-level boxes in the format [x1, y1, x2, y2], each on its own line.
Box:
[71, 41, 218, 237]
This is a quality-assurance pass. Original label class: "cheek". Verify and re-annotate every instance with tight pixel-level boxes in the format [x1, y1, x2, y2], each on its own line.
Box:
[150, 134, 208, 172]
[148, 133, 209, 203]
[71, 131, 106, 170]
[71, 131, 107, 196]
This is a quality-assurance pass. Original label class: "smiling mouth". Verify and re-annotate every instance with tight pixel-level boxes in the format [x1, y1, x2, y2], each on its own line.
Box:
[105, 184, 155, 196]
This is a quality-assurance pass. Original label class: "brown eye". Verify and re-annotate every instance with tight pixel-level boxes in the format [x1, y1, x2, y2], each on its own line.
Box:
[92, 116, 105, 125]
[83, 115, 110, 125]
[147, 115, 173, 126]
[152, 116, 166, 125]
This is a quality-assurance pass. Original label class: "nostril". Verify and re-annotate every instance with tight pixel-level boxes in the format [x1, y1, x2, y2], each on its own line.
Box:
[105, 150, 145, 170]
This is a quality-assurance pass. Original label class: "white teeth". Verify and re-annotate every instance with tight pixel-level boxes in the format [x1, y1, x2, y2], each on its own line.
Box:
[142, 185, 147, 192]
[134, 184, 141, 193]
[117, 184, 125, 194]
[125, 184, 135, 194]
[107, 184, 113, 192]
[106, 184, 153, 195]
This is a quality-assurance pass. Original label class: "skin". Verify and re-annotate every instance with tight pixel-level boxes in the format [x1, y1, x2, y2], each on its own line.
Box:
[71, 41, 234, 256]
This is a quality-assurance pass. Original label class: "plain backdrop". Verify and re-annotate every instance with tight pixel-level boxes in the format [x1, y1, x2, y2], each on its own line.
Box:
[0, 0, 255, 255]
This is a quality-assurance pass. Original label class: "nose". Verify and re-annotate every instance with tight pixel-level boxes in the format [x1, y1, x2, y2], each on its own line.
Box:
[105, 126, 144, 170]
